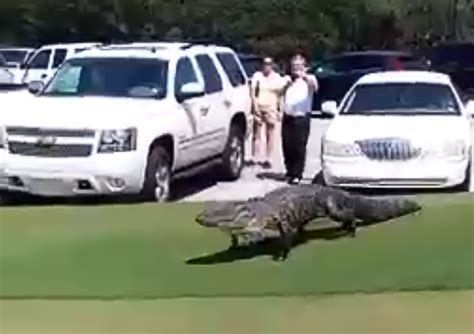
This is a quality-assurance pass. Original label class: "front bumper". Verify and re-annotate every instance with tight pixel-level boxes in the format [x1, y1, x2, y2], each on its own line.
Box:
[322, 156, 470, 189]
[0, 150, 146, 197]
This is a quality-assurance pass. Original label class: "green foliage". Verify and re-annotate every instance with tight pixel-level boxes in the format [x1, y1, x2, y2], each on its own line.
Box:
[0, 0, 472, 57]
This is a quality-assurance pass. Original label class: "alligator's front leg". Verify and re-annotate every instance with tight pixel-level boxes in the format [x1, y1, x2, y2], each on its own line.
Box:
[274, 220, 294, 261]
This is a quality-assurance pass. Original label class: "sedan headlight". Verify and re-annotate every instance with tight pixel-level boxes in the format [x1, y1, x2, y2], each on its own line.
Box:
[323, 140, 360, 157]
[0, 127, 6, 149]
[98, 128, 137, 153]
[441, 140, 468, 158]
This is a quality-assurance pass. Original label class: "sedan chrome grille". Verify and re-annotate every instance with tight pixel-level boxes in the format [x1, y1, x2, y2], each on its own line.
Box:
[356, 138, 421, 161]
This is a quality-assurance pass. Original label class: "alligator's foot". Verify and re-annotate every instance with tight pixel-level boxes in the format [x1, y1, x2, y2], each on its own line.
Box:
[228, 235, 240, 250]
[342, 221, 357, 238]
[272, 248, 290, 262]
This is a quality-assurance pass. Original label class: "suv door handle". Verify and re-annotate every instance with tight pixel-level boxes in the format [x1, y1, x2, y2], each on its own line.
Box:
[200, 106, 210, 116]
[224, 99, 232, 108]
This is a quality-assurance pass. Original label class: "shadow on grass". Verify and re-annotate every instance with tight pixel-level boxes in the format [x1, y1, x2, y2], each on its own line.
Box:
[186, 226, 351, 265]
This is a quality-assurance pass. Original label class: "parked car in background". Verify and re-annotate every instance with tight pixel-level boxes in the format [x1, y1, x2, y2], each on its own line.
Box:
[22, 42, 101, 85]
[313, 50, 429, 111]
[0, 47, 35, 68]
[237, 53, 262, 80]
[0, 47, 35, 86]
[0, 42, 251, 203]
[320, 71, 473, 191]
[0, 54, 15, 86]
[427, 42, 474, 99]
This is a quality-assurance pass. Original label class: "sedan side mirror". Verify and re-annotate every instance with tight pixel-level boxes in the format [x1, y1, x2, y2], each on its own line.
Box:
[27, 80, 44, 95]
[321, 100, 338, 116]
[465, 100, 474, 117]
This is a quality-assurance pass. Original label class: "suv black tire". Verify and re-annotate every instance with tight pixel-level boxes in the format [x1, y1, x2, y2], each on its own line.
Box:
[219, 124, 245, 181]
[141, 146, 172, 202]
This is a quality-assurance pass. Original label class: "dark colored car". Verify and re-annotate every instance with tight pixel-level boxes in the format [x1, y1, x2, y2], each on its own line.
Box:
[427, 43, 474, 99]
[313, 50, 429, 110]
[237, 53, 263, 80]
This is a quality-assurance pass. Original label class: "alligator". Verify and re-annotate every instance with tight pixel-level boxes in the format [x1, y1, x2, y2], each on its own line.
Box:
[195, 184, 421, 261]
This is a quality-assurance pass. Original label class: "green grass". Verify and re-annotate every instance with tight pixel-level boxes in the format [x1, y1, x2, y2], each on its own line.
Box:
[0, 194, 473, 299]
[2, 292, 473, 333]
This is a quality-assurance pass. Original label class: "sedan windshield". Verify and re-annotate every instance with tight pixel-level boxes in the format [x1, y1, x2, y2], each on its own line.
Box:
[341, 83, 461, 115]
[43, 57, 168, 99]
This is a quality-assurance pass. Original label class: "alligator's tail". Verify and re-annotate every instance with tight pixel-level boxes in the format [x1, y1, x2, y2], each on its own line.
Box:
[354, 196, 422, 225]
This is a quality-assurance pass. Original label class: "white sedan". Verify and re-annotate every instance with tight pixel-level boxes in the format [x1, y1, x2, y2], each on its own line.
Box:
[320, 71, 473, 190]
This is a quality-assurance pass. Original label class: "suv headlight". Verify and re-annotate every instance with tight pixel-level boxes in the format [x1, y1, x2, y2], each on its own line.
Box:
[441, 140, 468, 158]
[323, 140, 360, 157]
[98, 128, 137, 153]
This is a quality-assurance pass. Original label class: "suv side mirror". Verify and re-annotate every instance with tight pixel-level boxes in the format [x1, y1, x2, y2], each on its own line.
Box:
[27, 80, 44, 95]
[321, 100, 338, 116]
[178, 82, 205, 102]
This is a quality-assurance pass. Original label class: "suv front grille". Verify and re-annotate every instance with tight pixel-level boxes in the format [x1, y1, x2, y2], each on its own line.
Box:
[6, 127, 95, 138]
[356, 138, 421, 161]
[8, 142, 93, 158]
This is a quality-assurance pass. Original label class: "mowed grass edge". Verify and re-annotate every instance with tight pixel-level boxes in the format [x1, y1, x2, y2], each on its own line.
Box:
[1, 292, 473, 333]
[0, 194, 473, 298]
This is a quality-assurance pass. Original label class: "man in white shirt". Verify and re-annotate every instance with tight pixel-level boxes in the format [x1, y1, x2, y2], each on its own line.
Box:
[281, 53, 318, 185]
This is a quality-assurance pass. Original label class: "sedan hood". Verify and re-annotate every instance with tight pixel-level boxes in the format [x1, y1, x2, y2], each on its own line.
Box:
[1, 95, 166, 129]
[325, 115, 471, 145]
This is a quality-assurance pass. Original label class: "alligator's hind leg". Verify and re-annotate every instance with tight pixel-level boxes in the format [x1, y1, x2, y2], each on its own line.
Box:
[229, 234, 239, 250]
[326, 197, 357, 238]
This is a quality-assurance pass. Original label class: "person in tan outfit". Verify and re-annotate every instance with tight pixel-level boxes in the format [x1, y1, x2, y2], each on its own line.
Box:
[249, 57, 285, 169]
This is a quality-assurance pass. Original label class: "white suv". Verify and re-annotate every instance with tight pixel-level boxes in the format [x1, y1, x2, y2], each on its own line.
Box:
[0, 42, 251, 202]
[21, 42, 101, 85]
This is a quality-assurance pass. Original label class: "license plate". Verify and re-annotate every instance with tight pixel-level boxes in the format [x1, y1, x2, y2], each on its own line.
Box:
[30, 178, 68, 196]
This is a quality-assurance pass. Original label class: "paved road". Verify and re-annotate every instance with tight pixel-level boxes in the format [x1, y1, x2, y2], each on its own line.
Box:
[181, 119, 474, 202]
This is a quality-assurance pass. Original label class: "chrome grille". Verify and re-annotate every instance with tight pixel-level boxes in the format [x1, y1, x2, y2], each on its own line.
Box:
[8, 142, 93, 158]
[6, 127, 95, 138]
[356, 138, 421, 161]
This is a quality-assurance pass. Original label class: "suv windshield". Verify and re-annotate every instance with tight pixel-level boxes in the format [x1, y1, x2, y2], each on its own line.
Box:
[43, 57, 168, 99]
[341, 83, 460, 115]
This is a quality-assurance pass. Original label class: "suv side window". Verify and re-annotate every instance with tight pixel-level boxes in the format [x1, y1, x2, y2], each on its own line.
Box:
[28, 49, 51, 69]
[174, 57, 199, 97]
[52, 49, 67, 68]
[216, 52, 246, 87]
[196, 54, 223, 94]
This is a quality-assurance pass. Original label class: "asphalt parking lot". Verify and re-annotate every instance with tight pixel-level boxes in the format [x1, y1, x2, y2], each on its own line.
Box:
[180, 118, 474, 202]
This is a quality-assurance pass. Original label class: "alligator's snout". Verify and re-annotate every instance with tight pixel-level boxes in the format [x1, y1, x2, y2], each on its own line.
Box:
[195, 212, 218, 227]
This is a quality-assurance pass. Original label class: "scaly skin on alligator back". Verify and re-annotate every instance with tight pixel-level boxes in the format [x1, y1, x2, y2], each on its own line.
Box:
[195, 185, 422, 261]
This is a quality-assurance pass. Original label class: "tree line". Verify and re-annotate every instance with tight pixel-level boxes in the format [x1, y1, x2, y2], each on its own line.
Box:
[0, 0, 473, 59]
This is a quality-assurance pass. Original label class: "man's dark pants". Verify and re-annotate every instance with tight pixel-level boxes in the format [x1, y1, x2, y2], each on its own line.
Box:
[282, 114, 311, 179]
